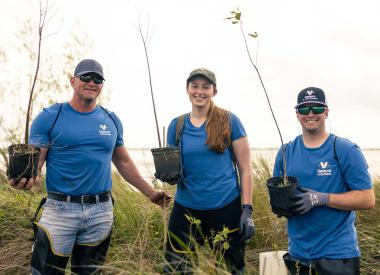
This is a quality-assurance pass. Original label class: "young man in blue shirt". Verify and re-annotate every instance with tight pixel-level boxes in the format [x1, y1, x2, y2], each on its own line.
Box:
[273, 87, 375, 275]
[9, 59, 171, 275]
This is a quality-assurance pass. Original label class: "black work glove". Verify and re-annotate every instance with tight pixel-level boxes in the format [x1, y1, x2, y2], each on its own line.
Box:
[239, 204, 255, 243]
[291, 187, 330, 215]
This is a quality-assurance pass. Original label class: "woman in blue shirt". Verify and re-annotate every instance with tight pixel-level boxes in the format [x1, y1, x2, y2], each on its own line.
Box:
[162, 68, 254, 274]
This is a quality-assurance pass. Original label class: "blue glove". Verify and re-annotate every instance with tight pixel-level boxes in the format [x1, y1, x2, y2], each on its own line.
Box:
[239, 204, 255, 242]
[291, 187, 330, 215]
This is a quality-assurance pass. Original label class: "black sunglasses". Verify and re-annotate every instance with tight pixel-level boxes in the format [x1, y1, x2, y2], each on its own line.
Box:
[297, 106, 325, 115]
[78, 75, 104, 85]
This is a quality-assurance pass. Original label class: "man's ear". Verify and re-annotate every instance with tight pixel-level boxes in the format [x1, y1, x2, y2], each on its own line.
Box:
[70, 77, 75, 88]
[324, 107, 329, 118]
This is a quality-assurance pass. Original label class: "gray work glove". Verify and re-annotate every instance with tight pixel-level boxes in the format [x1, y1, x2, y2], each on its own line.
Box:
[239, 204, 255, 243]
[291, 187, 330, 215]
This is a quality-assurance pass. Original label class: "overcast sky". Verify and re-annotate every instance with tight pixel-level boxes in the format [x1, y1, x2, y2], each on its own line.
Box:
[1, 0, 380, 149]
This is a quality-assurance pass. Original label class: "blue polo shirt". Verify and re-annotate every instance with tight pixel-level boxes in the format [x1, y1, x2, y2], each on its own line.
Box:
[30, 103, 123, 195]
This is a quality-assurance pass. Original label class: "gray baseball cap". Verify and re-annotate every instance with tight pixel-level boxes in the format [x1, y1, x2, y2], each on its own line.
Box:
[74, 59, 104, 80]
[187, 68, 216, 85]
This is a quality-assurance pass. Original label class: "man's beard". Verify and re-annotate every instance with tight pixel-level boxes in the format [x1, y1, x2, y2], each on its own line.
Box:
[83, 97, 95, 105]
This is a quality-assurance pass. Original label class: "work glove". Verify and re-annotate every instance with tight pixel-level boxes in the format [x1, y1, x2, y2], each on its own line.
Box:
[291, 187, 330, 215]
[239, 204, 255, 243]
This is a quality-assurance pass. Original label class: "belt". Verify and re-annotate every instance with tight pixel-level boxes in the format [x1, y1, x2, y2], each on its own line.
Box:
[47, 191, 111, 204]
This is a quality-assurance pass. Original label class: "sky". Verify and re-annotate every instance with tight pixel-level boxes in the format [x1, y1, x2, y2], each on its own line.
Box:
[1, 0, 380, 149]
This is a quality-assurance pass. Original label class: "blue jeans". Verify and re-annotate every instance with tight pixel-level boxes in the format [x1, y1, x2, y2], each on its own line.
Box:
[37, 198, 114, 256]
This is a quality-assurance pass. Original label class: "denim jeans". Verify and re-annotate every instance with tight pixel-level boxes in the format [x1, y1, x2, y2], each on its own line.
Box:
[37, 198, 114, 256]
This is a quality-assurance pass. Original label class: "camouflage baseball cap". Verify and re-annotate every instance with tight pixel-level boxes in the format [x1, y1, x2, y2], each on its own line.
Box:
[187, 68, 216, 85]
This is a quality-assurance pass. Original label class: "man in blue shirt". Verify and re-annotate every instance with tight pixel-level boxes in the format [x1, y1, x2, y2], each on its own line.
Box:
[9, 59, 171, 275]
[273, 87, 375, 275]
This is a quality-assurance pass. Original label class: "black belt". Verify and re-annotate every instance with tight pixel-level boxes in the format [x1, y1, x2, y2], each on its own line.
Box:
[47, 191, 111, 204]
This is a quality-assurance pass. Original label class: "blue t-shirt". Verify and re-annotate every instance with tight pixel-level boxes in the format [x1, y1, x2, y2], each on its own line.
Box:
[30, 103, 124, 195]
[273, 134, 372, 260]
[167, 113, 246, 210]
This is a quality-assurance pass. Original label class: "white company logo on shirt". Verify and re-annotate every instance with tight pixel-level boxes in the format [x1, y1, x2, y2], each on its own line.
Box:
[317, 161, 331, 176]
[99, 124, 111, 136]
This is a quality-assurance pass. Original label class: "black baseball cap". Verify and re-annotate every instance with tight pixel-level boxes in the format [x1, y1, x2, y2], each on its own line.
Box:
[295, 87, 327, 108]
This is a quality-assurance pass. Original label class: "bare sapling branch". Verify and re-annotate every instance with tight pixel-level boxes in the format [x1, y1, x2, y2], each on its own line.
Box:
[24, 0, 50, 144]
[137, 19, 162, 148]
[226, 8, 287, 183]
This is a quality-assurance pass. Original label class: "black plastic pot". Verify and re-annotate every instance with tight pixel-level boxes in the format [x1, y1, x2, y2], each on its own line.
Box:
[151, 147, 181, 185]
[7, 144, 41, 180]
[266, 176, 299, 217]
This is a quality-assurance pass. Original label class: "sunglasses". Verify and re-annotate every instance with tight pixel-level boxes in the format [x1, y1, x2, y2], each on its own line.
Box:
[297, 106, 325, 115]
[79, 75, 104, 85]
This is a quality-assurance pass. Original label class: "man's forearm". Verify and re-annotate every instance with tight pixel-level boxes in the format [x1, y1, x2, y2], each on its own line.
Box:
[328, 189, 375, 210]
[115, 160, 154, 198]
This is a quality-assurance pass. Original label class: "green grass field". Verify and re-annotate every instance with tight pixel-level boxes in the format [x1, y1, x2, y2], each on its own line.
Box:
[0, 158, 378, 274]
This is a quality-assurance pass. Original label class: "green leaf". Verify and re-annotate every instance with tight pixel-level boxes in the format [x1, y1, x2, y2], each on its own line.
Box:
[223, 242, 230, 250]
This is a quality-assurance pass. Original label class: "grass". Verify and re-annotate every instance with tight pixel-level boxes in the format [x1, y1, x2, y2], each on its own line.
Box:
[0, 158, 379, 274]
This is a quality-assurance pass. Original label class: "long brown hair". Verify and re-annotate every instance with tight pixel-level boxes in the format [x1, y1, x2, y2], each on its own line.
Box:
[206, 100, 231, 153]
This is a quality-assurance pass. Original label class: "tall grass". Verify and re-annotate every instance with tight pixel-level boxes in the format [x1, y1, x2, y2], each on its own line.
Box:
[0, 159, 379, 274]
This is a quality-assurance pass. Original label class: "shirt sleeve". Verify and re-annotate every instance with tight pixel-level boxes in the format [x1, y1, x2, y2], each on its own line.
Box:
[111, 112, 124, 147]
[166, 118, 178, 147]
[273, 146, 284, 177]
[230, 112, 247, 141]
[336, 138, 372, 190]
[30, 104, 61, 148]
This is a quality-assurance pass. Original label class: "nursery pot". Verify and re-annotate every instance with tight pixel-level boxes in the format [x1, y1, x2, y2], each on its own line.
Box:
[151, 147, 181, 184]
[7, 144, 41, 180]
[266, 176, 298, 216]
